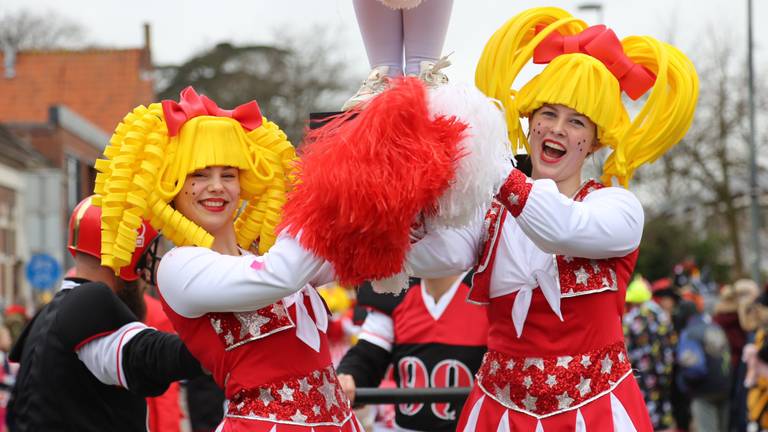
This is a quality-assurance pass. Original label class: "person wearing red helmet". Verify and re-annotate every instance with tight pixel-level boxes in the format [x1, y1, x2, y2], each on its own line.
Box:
[7, 195, 203, 432]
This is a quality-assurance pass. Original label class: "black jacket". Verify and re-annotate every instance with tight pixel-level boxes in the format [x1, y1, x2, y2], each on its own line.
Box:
[7, 278, 203, 432]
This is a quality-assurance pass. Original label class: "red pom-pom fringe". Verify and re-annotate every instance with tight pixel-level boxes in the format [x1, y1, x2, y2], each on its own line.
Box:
[280, 77, 467, 285]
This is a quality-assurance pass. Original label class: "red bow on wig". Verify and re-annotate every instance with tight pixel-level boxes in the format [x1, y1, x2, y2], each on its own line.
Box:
[533, 25, 656, 100]
[161, 86, 263, 136]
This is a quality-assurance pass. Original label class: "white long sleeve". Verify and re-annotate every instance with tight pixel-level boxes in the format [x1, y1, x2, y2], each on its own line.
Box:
[157, 235, 325, 318]
[405, 212, 484, 278]
[357, 310, 395, 352]
[76, 322, 148, 389]
[515, 179, 644, 259]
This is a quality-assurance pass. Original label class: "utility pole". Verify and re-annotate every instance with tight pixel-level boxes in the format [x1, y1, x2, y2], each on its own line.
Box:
[747, 0, 762, 285]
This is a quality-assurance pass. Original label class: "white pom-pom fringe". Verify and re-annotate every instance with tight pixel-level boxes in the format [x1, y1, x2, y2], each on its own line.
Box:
[427, 83, 513, 228]
[371, 272, 409, 295]
[378, 0, 422, 9]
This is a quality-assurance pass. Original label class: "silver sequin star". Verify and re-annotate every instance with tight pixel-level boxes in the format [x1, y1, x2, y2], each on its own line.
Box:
[590, 260, 601, 273]
[609, 269, 618, 289]
[523, 376, 533, 389]
[601, 354, 613, 374]
[577, 377, 592, 397]
[312, 405, 321, 415]
[506, 359, 516, 370]
[489, 360, 500, 375]
[522, 393, 537, 411]
[224, 332, 234, 346]
[563, 255, 574, 263]
[236, 311, 270, 338]
[545, 375, 557, 387]
[580, 355, 592, 368]
[318, 374, 339, 409]
[277, 384, 295, 402]
[290, 409, 308, 423]
[298, 377, 311, 394]
[524, 357, 544, 371]
[574, 267, 589, 285]
[601, 276, 611, 289]
[557, 391, 574, 409]
[556, 356, 572, 368]
[618, 352, 626, 363]
[258, 388, 274, 406]
[495, 383, 514, 407]
[271, 303, 290, 321]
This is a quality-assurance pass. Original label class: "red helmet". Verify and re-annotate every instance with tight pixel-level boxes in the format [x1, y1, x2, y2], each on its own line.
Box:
[67, 196, 158, 281]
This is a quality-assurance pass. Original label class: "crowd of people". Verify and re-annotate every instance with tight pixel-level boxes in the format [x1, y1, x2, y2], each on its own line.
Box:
[1, 1, 763, 432]
[622, 268, 768, 432]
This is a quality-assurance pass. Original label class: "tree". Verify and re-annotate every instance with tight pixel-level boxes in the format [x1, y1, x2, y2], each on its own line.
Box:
[635, 215, 727, 283]
[0, 9, 86, 51]
[156, 26, 356, 145]
[633, 31, 768, 280]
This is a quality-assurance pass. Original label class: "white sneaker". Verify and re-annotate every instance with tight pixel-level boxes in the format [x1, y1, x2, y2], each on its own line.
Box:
[341, 66, 391, 111]
[415, 56, 451, 88]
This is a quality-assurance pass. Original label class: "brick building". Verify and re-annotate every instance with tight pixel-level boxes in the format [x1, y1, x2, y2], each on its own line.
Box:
[0, 25, 155, 306]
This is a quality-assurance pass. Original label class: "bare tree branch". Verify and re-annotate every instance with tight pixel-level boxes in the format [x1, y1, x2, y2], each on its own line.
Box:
[0, 9, 86, 51]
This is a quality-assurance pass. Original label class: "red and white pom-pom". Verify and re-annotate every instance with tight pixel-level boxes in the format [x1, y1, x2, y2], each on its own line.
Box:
[426, 83, 513, 229]
[280, 77, 467, 287]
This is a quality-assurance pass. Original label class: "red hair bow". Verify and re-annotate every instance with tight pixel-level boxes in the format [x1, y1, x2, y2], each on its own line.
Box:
[533, 25, 656, 100]
[161, 86, 263, 136]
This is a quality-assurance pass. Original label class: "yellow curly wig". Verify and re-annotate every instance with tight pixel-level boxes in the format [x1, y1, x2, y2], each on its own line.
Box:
[476, 6, 699, 186]
[93, 90, 296, 277]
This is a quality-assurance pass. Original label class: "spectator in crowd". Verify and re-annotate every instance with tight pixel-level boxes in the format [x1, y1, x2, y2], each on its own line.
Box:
[624, 275, 676, 431]
[714, 279, 760, 431]
[675, 299, 731, 432]
[743, 290, 768, 431]
[653, 277, 691, 431]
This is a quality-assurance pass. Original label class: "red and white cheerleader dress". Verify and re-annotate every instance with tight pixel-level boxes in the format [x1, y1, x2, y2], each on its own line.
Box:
[157, 237, 364, 432]
[408, 169, 653, 431]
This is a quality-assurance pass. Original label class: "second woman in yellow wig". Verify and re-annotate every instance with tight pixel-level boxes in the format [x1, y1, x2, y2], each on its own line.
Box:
[404, 6, 698, 431]
[94, 87, 365, 431]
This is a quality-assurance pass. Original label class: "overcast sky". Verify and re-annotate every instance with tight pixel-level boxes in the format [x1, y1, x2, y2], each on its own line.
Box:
[4, 0, 767, 90]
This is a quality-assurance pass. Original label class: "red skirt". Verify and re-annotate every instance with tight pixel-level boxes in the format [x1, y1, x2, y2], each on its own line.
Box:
[455, 375, 653, 431]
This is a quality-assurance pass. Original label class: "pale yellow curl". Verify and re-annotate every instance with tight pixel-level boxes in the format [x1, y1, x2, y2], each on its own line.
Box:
[476, 6, 699, 186]
[94, 103, 295, 277]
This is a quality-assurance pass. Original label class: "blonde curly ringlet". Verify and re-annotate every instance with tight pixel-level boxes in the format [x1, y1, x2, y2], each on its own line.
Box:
[94, 102, 295, 277]
[476, 6, 699, 187]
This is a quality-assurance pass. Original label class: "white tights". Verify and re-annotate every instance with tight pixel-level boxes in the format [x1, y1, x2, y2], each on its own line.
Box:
[352, 0, 453, 76]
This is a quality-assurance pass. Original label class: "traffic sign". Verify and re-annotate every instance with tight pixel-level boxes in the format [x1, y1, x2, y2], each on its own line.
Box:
[25, 253, 62, 290]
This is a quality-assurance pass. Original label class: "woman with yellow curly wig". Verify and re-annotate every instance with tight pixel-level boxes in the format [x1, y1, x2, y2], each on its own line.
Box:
[94, 87, 364, 432]
[404, 6, 699, 431]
